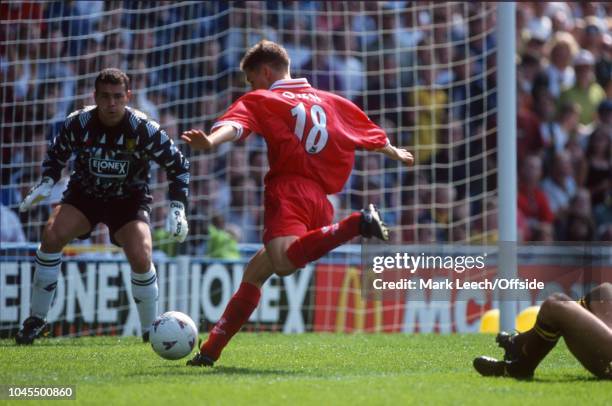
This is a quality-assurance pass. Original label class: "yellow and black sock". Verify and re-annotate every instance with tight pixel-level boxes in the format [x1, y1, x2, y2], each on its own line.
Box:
[533, 320, 561, 343]
[578, 293, 591, 312]
[512, 318, 560, 373]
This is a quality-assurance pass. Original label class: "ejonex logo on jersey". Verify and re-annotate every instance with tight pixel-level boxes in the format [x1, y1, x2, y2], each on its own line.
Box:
[89, 158, 129, 178]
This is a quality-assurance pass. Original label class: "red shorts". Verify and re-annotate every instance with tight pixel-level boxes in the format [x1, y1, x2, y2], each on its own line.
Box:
[263, 176, 334, 244]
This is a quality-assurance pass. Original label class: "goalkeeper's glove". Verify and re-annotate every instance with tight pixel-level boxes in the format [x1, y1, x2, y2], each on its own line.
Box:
[166, 201, 188, 243]
[19, 177, 55, 212]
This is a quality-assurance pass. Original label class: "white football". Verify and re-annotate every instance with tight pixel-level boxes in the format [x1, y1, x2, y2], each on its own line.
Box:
[150, 311, 198, 360]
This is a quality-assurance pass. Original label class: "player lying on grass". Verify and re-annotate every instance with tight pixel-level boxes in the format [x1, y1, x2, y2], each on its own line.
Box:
[181, 40, 414, 366]
[16, 68, 190, 344]
[474, 282, 612, 379]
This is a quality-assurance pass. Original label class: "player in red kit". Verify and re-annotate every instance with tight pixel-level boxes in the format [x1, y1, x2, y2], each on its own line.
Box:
[182, 40, 414, 367]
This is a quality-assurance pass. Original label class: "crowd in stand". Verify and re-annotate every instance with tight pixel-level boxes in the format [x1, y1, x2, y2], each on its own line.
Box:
[1, 1, 610, 255]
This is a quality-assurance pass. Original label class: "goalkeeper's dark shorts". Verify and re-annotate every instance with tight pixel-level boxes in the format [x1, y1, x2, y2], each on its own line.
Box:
[61, 186, 152, 246]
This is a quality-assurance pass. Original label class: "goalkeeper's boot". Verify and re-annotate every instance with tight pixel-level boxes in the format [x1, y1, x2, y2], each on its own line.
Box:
[15, 316, 49, 345]
[360, 204, 389, 241]
[496, 331, 522, 362]
[142, 331, 150, 343]
[186, 352, 215, 367]
[473, 356, 534, 379]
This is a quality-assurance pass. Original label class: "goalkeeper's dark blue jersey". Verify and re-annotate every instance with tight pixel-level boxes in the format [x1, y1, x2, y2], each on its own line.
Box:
[41, 106, 190, 204]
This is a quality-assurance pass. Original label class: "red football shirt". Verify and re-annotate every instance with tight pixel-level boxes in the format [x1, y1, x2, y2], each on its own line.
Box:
[518, 184, 555, 224]
[212, 78, 389, 194]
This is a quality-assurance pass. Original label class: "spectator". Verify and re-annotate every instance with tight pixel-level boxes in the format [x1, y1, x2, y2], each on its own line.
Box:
[518, 155, 555, 241]
[565, 212, 596, 242]
[44, 1, 95, 58]
[368, 4, 414, 88]
[547, 2, 574, 34]
[207, 213, 241, 259]
[225, 176, 260, 243]
[37, 28, 76, 118]
[593, 194, 612, 233]
[450, 200, 471, 242]
[594, 34, 612, 91]
[559, 49, 606, 125]
[299, 34, 342, 92]
[396, 5, 427, 51]
[222, 1, 278, 68]
[34, 81, 66, 143]
[533, 88, 559, 164]
[315, 2, 347, 32]
[400, 198, 420, 243]
[518, 52, 543, 97]
[583, 125, 612, 207]
[18, 168, 49, 242]
[466, 4, 495, 75]
[185, 156, 219, 256]
[541, 150, 577, 217]
[544, 32, 578, 98]
[351, 2, 379, 51]
[183, 38, 228, 123]
[410, 67, 448, 165]
[598, 99, 612, 126]
[597, 224, 612, 241]
[522, 29, 548, 59]
[450, 52, 485, 129]
[329, 32, 365, 101]
[248, 150, 267, 186]
[0, 2, 43, 22]
[100, 32, 128, 73]
[581, 16, 606, 58]
[130, 58, 160, 121]
[541, 101, 580, 154]
[526, 2, 552, 45]
[159, 110, 179, 140]
[419, 183, 457, 241]
[555, 187, 592, 239]
[0, 204, 26, 243]
[356, 53, 406, 126]
[428, 120, 469, 199]
[5, 24, 39, 102]
[417, 221, 439, 243]
[517, 90, 545, 157]
[151, 189, 177, 257]
[280, 17, 312, 70]
[472, 200, 499, 244]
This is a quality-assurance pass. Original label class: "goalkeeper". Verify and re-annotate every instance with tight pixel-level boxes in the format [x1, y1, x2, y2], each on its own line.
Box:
[16, 68, 190, 344]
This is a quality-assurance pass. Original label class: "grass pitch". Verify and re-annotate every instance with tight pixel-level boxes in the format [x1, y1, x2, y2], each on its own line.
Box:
[1, 334, 610, 405]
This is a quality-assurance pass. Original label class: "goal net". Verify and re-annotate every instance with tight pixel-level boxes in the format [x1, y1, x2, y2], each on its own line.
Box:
[0, 1, 503, 337]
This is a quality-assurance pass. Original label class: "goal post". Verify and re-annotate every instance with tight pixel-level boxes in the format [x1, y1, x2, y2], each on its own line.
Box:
[495, 2, 518, 333]
[1, 1, 508, 337]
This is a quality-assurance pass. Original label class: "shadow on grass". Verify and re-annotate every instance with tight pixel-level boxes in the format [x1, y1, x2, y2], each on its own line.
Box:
[480, 374, 605, 383]
[531, 375, 608, 383]
[0, 338, 137, 347]
[130, 364, 302, 377]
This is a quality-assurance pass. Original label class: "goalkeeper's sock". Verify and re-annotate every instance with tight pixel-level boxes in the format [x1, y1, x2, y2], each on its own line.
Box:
[31, 249, 62, 320]
[131, 265, 158, 335]
[200, 282, 261, 361]
[286, 212, 361, 268]
[578, 293, 592, 312]
[511, 318, 560, 373]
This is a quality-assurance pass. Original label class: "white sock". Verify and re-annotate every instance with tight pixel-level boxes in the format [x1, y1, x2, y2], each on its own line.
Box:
[31, 248, 62, 320]
[131, 264, 158, 335]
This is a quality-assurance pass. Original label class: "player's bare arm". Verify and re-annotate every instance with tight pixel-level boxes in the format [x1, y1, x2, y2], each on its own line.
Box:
[375, 143, 415, 166]
[181, 125, 237, 151]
